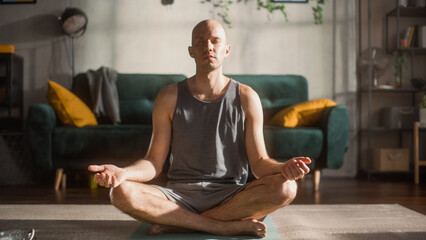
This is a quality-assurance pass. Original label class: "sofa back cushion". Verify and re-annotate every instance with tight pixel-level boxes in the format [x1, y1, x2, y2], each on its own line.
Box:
[72, 73, 306, 124]
[227, 74, 308, 121]
[72, 73, 187, 124]
[117, 74, 187, 124]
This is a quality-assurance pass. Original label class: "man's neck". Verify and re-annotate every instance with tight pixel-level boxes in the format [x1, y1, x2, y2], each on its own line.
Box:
[188, 68, 229, 102]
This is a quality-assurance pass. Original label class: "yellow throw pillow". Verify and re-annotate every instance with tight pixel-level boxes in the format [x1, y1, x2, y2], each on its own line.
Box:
[269, 99, 336, 127]
[47, 80, 98, 127]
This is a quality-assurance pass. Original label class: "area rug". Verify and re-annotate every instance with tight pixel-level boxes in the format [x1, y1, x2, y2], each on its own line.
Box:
[1, 204, 425, 240]
[269, 204, 426, 240]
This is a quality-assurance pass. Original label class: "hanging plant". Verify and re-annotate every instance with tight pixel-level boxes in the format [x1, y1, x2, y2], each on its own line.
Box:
[200, 0, 234, 27]
[256, 0, 287, 22]
[312, 0, 324, 24]
[200, 0, 325, 28]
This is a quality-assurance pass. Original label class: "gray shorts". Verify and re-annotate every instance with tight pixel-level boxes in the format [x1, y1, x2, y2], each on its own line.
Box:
[152, 182, 246, 214]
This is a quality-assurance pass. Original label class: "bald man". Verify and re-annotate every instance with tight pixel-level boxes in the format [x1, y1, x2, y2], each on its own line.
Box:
[89, 19, 310, 238]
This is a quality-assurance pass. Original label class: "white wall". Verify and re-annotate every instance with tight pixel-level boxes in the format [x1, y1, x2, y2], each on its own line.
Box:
[72, 0, 340, 100]
[0, 0, 357, 177]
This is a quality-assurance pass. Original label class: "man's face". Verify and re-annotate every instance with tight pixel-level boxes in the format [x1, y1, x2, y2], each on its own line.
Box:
[188, 20, 230, 70]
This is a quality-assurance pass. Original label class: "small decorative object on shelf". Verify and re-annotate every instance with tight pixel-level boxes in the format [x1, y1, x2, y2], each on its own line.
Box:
[357, 47, 390, 88]
[398, 0, 408, 7]
[396, 76, 402, 88]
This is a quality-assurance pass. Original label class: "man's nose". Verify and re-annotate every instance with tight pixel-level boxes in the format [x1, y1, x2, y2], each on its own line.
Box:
[205, 40, 213, 51]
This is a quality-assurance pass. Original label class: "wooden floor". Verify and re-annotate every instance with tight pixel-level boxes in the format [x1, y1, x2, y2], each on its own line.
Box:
[1, 175, 425, 215]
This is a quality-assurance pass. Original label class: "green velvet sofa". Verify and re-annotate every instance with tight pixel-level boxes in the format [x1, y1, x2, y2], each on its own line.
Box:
[27, 73, 349, 190]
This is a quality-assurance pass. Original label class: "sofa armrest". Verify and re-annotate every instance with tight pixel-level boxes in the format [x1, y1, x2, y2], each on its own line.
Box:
[27, 103, 56, 169]
[316, 104, 350, 169]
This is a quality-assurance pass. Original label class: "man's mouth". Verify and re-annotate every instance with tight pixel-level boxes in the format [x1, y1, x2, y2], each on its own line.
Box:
[205, 55, 215, 60]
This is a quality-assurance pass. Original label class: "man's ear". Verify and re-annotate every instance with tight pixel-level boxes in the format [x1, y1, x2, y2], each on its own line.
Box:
[224, 44, 231, 57]
[188, 46, 194, 58]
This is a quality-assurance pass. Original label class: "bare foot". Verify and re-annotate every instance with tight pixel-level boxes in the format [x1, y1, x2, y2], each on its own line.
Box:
[149, 224, 194, 235]
[149, 219, 266, 238]
[220, 219, 267, 238]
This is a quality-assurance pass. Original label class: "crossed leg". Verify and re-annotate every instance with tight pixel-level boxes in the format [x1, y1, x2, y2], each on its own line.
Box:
[110, 174, 297, 237]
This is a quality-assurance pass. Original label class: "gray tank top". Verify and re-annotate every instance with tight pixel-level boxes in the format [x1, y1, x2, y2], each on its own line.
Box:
[168, 79, 248, 186]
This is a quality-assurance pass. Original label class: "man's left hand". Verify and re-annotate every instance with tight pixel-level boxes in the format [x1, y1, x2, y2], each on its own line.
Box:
[281, 157, 311, 180]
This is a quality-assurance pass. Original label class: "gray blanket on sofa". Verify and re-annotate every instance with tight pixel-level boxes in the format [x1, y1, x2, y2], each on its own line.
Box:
[86, 67, 121, 124]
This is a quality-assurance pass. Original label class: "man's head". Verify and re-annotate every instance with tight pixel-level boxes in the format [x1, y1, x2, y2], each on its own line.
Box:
[188, 19, 230, 71]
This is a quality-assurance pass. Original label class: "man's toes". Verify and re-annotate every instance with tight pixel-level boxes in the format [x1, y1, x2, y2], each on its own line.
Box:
[249, 219, 267, 237]
[149, 224, 162, 235]
[257, 230, 267, 238]
[253, 220, 266, 230]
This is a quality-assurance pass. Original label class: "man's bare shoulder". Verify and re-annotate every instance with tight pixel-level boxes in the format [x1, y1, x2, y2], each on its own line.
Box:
[154, 83, 178, 116]
[156, 83, 178, 103]
[158, 83, 178, 97]
[238, 83, 260, 105]
[237, 83, 263, 120]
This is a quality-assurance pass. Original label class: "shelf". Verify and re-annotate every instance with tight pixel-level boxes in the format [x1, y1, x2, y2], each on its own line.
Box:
[361, 3, 426, 180]
[385, 7, 426, 54]
[387, 7, 426, 17]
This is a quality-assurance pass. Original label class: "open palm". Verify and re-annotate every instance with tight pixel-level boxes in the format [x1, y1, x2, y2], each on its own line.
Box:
[88, 164, 126, 188]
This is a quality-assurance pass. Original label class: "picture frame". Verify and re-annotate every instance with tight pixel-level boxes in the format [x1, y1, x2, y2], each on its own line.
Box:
[272, 0, 308, 3]
[0, 0, 37, 4]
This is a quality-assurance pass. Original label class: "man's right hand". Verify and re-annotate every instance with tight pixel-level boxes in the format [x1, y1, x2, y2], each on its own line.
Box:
[88, 164, 126, 188]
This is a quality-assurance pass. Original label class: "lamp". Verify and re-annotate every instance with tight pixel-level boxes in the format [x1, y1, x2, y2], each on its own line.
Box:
[58, 7, 88, 77]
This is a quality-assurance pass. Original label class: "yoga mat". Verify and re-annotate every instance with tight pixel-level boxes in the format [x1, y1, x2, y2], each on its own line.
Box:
[129, 216, 281, 240]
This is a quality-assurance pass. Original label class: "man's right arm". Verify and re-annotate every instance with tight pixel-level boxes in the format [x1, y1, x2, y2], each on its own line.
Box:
[88, 84, 178, 188]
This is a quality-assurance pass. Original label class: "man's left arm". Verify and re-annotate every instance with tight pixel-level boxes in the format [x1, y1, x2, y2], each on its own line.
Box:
[240, 84, 311, 180]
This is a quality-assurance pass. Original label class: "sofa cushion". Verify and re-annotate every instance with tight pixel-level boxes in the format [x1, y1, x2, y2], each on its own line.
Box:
[52, 125, 153, 168]
[268, 99, 337, 127]
[47, 80, 98, 127]
[263, 126, 323, 161]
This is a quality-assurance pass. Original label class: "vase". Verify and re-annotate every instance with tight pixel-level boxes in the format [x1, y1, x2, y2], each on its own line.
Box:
[396, 76, 402, 88]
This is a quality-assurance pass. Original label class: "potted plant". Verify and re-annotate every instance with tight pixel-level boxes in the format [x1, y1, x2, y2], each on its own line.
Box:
[392, 47, 408, 88]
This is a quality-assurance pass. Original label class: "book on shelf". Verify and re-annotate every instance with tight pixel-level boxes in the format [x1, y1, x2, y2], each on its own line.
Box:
[408, 26, 415, 47]
[411, 25, 418, 48]
[401, 26, 411, 48]
[400, 25, 426, 49]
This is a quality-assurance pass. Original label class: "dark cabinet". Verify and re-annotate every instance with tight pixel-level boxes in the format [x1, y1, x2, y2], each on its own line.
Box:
[0, 53, 23, 131]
